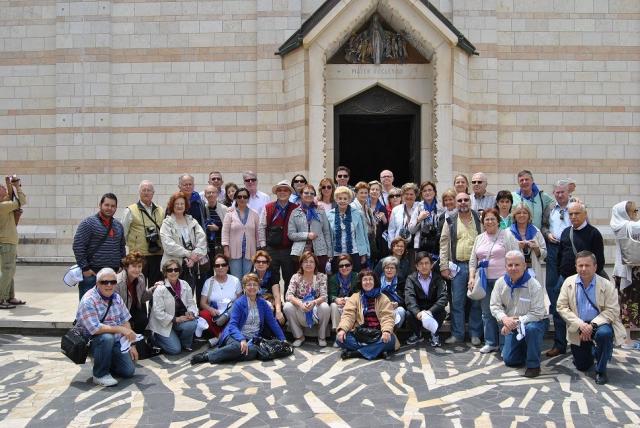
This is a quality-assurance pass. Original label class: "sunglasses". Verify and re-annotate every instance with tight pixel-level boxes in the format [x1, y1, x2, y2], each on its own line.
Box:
[255, 260, 269, 264]
[471, 181, 483, 184]
[457, 198, 470, 202]
[98, 280, 117, 285]
[244, 178, 257, 183]
[293, 179, 306, 183]
[210, 177, 222, 181]
[559, 209, 565, 221]
[214, 263, 228, 268]
[389, 194, 401, 198]
[165, 268, 180, 273]
[381, 175, 392, 179]
[321, 185, 333, 190]
[337, 175, 348, 178]
[236, 194, 249, 199]
[302, 191, 316, 196]
[338, 263, 352, 268]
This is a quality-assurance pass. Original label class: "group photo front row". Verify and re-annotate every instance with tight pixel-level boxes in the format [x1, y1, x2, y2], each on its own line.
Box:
[17, 167, 634, 388]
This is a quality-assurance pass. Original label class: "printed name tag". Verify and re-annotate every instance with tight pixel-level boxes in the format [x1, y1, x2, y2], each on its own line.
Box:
[519, 298, 530, 302]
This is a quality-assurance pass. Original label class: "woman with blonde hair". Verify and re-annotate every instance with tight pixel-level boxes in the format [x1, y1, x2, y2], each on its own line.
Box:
[316, 178, 336, 212]
[327, 186, 370, 273]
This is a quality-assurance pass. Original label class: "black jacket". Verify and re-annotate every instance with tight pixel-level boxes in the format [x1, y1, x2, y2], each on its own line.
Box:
[404, 271, 448, 317]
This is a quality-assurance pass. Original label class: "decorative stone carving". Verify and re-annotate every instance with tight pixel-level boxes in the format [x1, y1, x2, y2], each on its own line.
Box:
[344, 14, 408, 64]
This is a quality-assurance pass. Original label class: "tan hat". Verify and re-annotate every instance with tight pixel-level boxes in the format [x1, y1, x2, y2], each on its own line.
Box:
[272, 180, 293, 194]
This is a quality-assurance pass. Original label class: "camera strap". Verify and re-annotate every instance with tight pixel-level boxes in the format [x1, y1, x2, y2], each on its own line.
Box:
[137, 202, 161, 230]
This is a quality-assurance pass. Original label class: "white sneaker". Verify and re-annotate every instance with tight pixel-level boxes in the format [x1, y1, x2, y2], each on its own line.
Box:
[333, 341, 340, 348]
[471, 336, 482, 347]
[93, 374, 118, 387]
[479, 344, 499, 354]
[292, 338, 305, 347]
[208, 337, 219, 348]
[318, 339, 327, 347]
[445, 336, 461, 344]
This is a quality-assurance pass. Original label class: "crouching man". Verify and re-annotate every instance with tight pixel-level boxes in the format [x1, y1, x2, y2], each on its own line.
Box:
[490, 250, 548, 378]
[75, 267, 138, 387]
[556, 250, 625, 385]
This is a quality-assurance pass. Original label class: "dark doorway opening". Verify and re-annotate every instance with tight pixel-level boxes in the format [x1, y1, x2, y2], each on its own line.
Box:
[334, 86, 420, 185]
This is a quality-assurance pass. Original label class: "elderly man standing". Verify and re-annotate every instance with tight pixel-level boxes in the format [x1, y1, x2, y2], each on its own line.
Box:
[75, 267, 137, 387]
[470, 172, 496, 215]
[259, 180, 298, 292]
[379, 169, 395, 207]
[557, 251, 625, 385]
[490, 251, 548, 378]
[121, 180, 165, 287]
[511, 170, 553, 229]
[203, 184, 227, 261]
[242, 171, 270, 216]
[73, 193, 126, 300]
[546, 201, 606, 358]
[0, 175, 26, 309]
[439, 192, 483, 345]
[199, 171, 224, 200]
[178, 174, 207, 229]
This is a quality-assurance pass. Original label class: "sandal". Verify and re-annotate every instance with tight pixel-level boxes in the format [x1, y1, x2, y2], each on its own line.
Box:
[0, 300, 16, 309]
[7, 298, 26, 305]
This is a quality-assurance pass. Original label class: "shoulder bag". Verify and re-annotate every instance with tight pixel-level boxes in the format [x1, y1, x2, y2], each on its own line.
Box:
[61, 298, 113, 364]
[468, 231, 501, 301]
[253, 337, 294, 361]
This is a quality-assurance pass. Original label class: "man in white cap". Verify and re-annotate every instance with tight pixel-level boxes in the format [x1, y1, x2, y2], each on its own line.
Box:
[258, 180, 299, 294]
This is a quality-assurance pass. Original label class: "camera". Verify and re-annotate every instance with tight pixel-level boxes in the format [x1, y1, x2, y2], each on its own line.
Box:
[399, 227, 412, 240]
[145, 226, 161, 253]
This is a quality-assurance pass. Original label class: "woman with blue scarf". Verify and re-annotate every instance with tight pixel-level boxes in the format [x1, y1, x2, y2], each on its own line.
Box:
[336, 270, 399, 360]
[288, 184, 332, 272]
[410, 181, 444, 259]
[510, 203, 547, 284]
[328, 255, 358, 335]
[250, 250, 284, 326]
[379, 256, 407, 329]
[468, 208, 519, 354]
[327, 186, 370, 274]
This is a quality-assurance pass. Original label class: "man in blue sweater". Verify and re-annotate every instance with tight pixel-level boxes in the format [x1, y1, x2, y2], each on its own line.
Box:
[73, 193, 126, 300]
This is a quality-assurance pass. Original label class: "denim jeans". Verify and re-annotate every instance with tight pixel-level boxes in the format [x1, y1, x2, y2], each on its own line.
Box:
[153, 319, 198, 355]
[78, 274, 96, 301]
[481, 279, 499, 347]
[229, 258, 252, 279]
[549, 275, 567, 352]
[451, 262, 482, 340]
[570, 323, 614, 374]
[90, 333, 136, 378]
[502, 319, 548, 368]
[0, 243, 17, 300]
[338, 331, 396, 360]
[206, 336, 258, 363]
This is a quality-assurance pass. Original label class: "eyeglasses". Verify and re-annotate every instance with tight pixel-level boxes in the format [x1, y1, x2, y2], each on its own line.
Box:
[255, 260, 269, 264]
[471, 181, 483, 184]
[337, 175, 348, 178]
[381, 175, 392, 179]
[236, 195, 249, 199]
[293, 179, 306, 183]
[384, 265, 397, 270]
[457, 198, 470, 202]
[98, 280, 117, 285]
[214, 263, 228, 268]
[389, 194, 401, 198]
[302, 191, 316, 196]
[244, 178, 257, 183]
[165, 268, 180, 273]
[338, 263, 352, 268]
[210, 177, 222, 181]
[321, 185, 333, 190]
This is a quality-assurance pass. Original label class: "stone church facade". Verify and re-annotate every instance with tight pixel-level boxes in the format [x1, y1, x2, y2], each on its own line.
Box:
[0, 0, 638, 260]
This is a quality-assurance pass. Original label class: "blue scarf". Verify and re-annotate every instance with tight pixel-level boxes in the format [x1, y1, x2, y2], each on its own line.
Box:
[205, 204, 223, 242]
[302, 289, 316, 328]
[301, 202, 320, 223]
[256, 269, 272, 295]
[334, 206, 353, 254]
[510, 223, 537, 241]
[272, 202, 291, 223]
[237, 208, 249, 258]
[360, 287, 382, 316]
[423, 199, 438, 225]
[503, 270, 531, 297]
[518, 183, 541, 202]
[337, 273, 352, 297]
[189, 191, 204, 225]
[380, 275, 401, 302]
[477, 259, 489, 292]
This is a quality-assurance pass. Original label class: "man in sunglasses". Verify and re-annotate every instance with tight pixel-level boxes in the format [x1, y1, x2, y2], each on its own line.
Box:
[199, 171, 224, 199]
[470, 172, 495, 214]
[541, 179, 572, 356]
[75, 267, 137, 387]
[242, 170, 270, 216]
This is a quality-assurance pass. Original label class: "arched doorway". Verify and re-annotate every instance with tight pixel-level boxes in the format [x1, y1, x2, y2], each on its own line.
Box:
[334, 85, 421, 184]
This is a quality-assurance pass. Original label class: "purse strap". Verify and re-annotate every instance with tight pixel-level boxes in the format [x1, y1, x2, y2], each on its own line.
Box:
[100, 297, 113, 323]
[578, 282, 599, 314]
[569, 227, 578, 256]
[484, 231, 501, 267]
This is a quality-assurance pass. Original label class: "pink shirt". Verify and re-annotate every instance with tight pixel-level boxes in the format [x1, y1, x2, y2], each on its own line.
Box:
[471, 231, 517, 280]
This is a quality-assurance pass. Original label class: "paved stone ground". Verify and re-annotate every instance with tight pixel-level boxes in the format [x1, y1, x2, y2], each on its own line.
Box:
[2, 334, 640, 427]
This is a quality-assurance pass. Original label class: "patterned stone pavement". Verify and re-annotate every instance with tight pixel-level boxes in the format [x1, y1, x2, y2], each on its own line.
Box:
[1, 334, 640, 427]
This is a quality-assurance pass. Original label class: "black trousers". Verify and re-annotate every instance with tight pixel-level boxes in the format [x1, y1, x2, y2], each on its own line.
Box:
[143, 254, 163, 288]
[406, 307, 446, 336]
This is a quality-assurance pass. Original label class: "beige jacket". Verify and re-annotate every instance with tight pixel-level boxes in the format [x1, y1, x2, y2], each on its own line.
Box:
[337, 291, 400, 351]
[556, 274, 626, 346]
[159, 214, 207, 268]
[147, 279, 198, 338]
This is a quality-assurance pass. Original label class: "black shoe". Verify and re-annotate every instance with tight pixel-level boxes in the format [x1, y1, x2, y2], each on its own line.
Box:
[183, 346, 193, 352]
[340, 350, 360, 360]
[595, 372, 608, 385]
[378, 351, 390, 360]
[524, 367, 541, 378]
[429, 334, 441, 348]
[190, 352, 209, 365]
[406, 333, 423, 345]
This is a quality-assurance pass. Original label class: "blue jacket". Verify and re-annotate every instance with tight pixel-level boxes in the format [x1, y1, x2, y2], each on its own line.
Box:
[326, 207, 371, 257]
[219, 295, 285, 345]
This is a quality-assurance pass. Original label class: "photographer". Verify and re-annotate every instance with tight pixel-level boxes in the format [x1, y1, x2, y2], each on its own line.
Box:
[121, 180, 165, 287]
[0, 175, 26, 309]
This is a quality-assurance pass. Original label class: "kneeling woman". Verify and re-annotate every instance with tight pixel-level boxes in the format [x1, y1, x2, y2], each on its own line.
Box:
[336, 270, 400, 360]
[147, 260, 198, 354]
[190, 273, 286, 365]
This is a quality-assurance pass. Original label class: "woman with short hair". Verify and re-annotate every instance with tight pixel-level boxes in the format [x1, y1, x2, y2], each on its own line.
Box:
[115, 251, 154, 334]
[386, 188, 403, 218]
[510, 203, 547, 283]
[190, 273, 287, 365]
[328, 254, 358, 334]
[387, 183, 420, 262]
[251, 250, 285, 325]
[410, 181, 444, 260]
[351, 181, 377, 267]
[222, 187, 263, 279]
[379, 256, 407, 329]
[327, 186, 370, 273]
[368, 180, 389, 262]
[495, 190, 514, 230]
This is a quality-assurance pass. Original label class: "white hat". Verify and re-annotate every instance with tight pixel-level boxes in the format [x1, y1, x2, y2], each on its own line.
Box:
[195, 317, 209, 338]
[272, 180, 294, 194]
[63, 265, 83, 287]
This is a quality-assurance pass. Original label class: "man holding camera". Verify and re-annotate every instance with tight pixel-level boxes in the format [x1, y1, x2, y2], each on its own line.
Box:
[556, 251, 625, 385]
[121, 180, 165, 286]
[0, 175, 26, 309]
[73, 193, 126, 300]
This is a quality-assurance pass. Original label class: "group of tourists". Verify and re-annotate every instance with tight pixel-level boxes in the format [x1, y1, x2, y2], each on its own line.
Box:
[2, 166, 633, 388]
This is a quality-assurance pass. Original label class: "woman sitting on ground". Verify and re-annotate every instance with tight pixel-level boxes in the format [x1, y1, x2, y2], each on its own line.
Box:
[378, 256, 407, 330]
[250, 250, 285, 325]
[147, 260, 198, 354]
[328, 254, 358, 335]
[199, 254, 242, 347]
[283, 251, 331, 347]
[190, 273, 286, 365]
[115, 251, 155, 334]
[336, 269, 399, 360]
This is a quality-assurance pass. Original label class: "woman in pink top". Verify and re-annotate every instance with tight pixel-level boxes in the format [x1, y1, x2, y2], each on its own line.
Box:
[222, 187, 264, 279]
[468, 208, 519, 353]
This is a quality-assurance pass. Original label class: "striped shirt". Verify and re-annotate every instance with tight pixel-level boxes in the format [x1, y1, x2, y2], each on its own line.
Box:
[73, 213, 126, 272]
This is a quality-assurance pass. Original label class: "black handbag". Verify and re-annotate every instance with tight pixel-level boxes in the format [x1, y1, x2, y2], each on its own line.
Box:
[254, 337, 294, 361]
[354, 326, 382, 344]
[61, 298, 112, 364]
